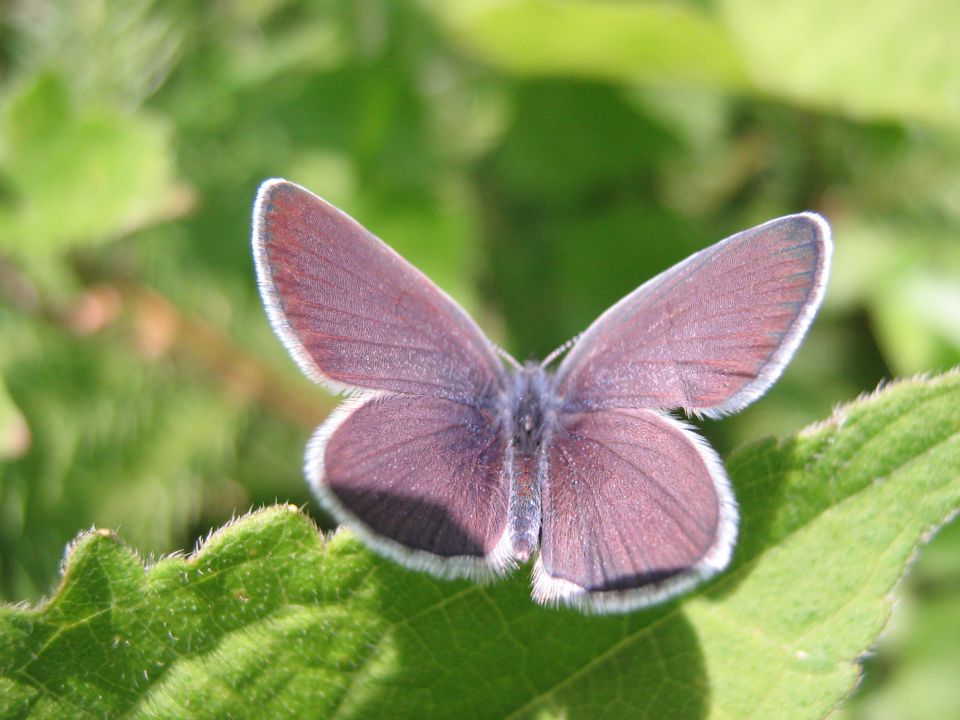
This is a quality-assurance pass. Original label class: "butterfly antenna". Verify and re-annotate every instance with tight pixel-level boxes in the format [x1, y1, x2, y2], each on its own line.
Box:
[494, 343, 522, 370]
[541, 334, 580, 368]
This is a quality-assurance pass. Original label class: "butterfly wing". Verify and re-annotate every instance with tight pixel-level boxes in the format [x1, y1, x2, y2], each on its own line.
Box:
[313, 394, 512, 577]
[534, 408, 736, 612]
[553, 214, 832, 417]
[254, 179, 507, 403]
[253, 180, 513, 576]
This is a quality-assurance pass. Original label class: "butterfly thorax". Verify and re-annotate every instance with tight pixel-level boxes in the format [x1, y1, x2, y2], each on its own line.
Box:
[510, 362, 552, 455]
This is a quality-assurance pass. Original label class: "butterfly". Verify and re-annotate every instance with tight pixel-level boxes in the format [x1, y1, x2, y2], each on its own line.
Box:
[252, 179, 831, 613]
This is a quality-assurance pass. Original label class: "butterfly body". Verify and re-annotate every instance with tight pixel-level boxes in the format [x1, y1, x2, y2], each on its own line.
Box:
[505, 362, 553, 562]
[253, 179, 831, 613]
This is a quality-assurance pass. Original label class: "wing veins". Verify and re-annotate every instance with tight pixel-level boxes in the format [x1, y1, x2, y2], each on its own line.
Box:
[575, 430, 711, 544]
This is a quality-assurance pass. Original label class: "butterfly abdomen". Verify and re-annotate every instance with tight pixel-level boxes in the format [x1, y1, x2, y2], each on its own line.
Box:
[506, 363, 554, 563]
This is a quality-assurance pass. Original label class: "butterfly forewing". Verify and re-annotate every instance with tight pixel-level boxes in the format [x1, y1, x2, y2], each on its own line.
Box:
[534, 408, 736, 612]
[553, 214, 831, 418]
[254, 180, 507, 402]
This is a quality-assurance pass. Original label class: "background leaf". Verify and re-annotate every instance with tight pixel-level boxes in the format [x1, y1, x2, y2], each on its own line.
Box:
[428, 0, 750, 89]
[719, 0, 960, 125]
[0, 72, 186, 265]
[429, 0, 960, 125]
[1, 373, 958, 718]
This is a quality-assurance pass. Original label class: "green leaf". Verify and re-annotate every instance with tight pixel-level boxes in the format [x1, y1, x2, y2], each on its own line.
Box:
[2, 373, 959, 718]
[426, 0, 750, 90]
[828, 218, 960, 375]
[0, 72, 186, 264]
[832, 520, 960, 720]
[720, 0, 960, 125]
[0, 314, 307, 603]
[427, 0, 960, 125]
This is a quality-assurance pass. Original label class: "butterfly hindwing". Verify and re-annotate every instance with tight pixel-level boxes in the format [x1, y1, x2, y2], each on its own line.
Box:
[534, 407, 736, 612]
[311, 394, 513, 578]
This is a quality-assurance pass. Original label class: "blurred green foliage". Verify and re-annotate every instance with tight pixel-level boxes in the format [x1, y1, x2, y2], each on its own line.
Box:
[0, 0, 958, 717]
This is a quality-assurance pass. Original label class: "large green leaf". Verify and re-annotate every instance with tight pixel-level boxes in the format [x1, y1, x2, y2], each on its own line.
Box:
[1, 371, 958, 718]
[833, 521, 960, 720]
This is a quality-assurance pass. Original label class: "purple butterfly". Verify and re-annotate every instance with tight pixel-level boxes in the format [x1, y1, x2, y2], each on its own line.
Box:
[252, 179, 831, 613]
